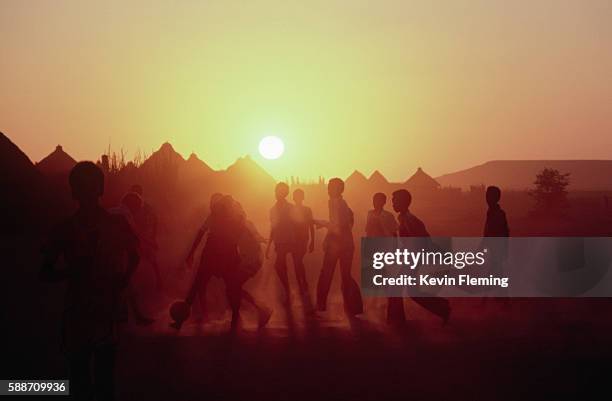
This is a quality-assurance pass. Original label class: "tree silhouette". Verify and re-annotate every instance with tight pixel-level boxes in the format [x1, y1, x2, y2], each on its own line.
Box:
[530, 168, 570, 213]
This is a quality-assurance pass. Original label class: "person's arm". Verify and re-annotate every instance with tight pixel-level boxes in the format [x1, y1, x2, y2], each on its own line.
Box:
[308, 208, 315, 253]
[185, 215, 210, 268]
[186, 226, 206, 267]
[338, 201, 353, 231]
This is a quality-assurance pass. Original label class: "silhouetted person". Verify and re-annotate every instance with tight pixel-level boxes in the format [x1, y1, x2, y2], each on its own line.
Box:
[266, 182, 296, 303]
[392, 189, 450, 324]
[179, 195, 269, 331]
[483, 186, 510, 300]
[41, 162, 140, 401]
[315, 178, 363, 316]
[291, 188, 315, 309]
[130, 184, 163, 291]
[483, 186, 509, 237]
[365, 192, 397, 237]
[109, 192, 154, 326]
[232, 200, 273, 328]
[365, 193, 402, 324]
[180, 194, 227, 325]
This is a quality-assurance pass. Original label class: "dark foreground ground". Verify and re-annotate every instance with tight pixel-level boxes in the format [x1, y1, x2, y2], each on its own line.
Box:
[4, 240, 612, 401]
[7, 299, 612, 401]
[114, 302, 612, 401]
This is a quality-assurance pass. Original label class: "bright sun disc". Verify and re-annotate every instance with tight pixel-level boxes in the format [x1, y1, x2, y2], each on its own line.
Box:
[258, 136, 284, 160]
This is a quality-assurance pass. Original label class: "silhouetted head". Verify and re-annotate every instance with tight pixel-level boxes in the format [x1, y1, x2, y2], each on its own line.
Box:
[130, 184, 143, 196]
[210, 193, 224, 210]
[121, 192, 143, 215]
[212, 195, 234, 217]
[275, 182, 289, 201]
[69, 161, 104, 205]
[392, 189, 412, 213]
[328, 178, 345, 198]
[486, 186, 501, 207]
[293, 188, 305, 204]
[373, 192, 386, 211]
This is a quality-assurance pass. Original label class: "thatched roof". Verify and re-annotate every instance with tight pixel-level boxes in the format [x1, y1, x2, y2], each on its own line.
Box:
[37, 145, 77, 175]
[346, 170, 367, 184]
[368, 170, 389, 186]
[405, 167, 440, 190]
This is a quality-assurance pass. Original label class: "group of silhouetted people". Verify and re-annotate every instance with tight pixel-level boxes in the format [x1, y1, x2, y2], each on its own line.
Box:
[176, 193, 271, 331]
[41, 161, 509, 400]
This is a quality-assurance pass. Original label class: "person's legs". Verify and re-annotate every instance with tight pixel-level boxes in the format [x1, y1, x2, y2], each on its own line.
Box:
[387, 298, 406, 326]
[274, 247, 290, 302]
[411, 296, 450, 323]
[127, 284, 154, 326]
[93, 343, 116, 401]
[68, 349, 93, 401]
[225, 279, 242, 331]
[196, 270, 213, 319]
[292, 248, 309, 293]
[186, 262, 212, 306]
[339, 248, 363, 316]
[241, 288, 272, 328]
[316, 250, 338, 311]
[292, 249, 314, 314]
[338, 248, 353, 282]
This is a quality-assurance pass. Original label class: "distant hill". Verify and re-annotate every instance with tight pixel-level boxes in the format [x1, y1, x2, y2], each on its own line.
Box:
[436, 160, 612, 190]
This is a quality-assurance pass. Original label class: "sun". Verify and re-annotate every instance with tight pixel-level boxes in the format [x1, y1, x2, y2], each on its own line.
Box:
[258, 136, 285, 160]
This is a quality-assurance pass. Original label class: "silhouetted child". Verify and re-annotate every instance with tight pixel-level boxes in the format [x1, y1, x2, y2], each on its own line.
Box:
[392, 189, 450, 324]
[290, 188, 315, 309]
[41, 161, 140, 401]
[180, 194, 270, 331]
[234, 201, 273, 328]
[130, 184, 163, 291]
[266, 182, 296, 304]
[483, 186, 510, 300]
[483, 186, 509, 237]
[109, 192, 154, 326]
[365, 193, 401, 324]
[315, 178, 363, 316]
[365, 192, 398, 237]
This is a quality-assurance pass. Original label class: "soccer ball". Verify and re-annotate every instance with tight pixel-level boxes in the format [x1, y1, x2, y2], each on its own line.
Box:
[169, 300, 190, 323]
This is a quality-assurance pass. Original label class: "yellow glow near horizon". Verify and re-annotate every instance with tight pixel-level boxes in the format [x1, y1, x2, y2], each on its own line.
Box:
[258, 136, 285, 160]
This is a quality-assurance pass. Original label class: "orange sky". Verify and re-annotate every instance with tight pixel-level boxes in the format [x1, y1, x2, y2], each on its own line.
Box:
[1, 0, 611, 181]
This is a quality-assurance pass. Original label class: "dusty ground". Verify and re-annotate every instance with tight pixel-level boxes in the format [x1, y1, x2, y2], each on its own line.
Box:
[109, 299, 611, 401]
